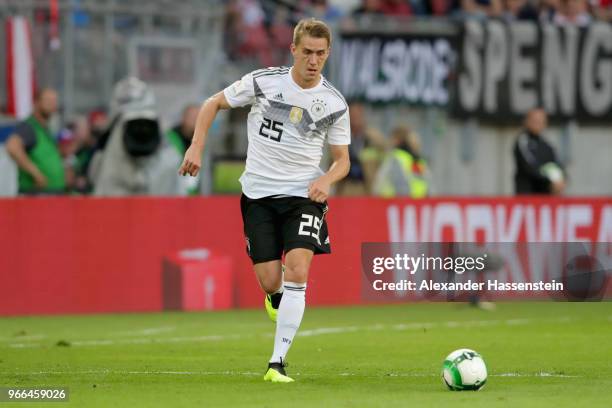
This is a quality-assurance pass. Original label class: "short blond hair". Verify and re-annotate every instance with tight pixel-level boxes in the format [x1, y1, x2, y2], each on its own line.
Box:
[293, 18, 331, 48]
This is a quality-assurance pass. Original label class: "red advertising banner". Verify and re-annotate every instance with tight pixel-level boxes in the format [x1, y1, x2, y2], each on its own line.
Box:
[0, 197, 610, 315]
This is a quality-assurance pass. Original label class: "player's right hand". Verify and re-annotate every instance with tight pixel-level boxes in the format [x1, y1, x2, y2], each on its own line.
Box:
[179, 144, 202, 177]
[33, 170, 48, 189]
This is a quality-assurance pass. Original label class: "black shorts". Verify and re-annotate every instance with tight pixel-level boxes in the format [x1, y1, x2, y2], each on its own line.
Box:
[240, 194, 331, 264]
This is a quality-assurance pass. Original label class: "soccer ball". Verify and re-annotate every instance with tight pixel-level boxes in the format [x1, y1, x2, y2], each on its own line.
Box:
[540, 162, 564, 183]
[442, 348, 487, 391]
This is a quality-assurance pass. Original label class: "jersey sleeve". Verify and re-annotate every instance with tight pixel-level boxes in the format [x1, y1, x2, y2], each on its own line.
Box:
[223, 71, 256, 108]
[327, 109, 351, 145]
[13, 122, 37, 151]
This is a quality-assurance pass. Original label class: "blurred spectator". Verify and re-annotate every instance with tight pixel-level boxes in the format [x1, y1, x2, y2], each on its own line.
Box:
[167, 104, 200, 195]
[352, 0, 385, 16]
[502, 0, 539, 20]
[427, 0, 456, 15]
[553, 0, 592, 25]
[5, 88, 65, 194]
[513, 108, 566, 195]
[89, 109, 109, 140]
[225, 0, 275, 66]
[453, 0, 503, 19]
[593, 0, 612, 21]
[305, 0, 345, 23]
[373, 125, 430, 198]
[343, 0, 384, 30]
[539, 0, 561, 21]
[336, 103, 387, 195]
[166, 104, 199, 157]
[58, 115, 97, 193]
[269, 6, 294, 66]
[380, 0, 413, 16]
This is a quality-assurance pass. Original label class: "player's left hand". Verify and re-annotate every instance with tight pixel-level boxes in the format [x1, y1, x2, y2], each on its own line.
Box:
[308, 176, 330, 203]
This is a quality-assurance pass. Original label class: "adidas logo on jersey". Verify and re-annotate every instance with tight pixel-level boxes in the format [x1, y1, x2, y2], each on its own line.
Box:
[273, 93, 284, 101]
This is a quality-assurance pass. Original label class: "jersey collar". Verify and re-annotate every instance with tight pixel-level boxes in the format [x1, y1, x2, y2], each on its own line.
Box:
[288, 67, 324, 92]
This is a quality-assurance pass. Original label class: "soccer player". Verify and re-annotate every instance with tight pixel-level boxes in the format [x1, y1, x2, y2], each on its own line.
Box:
[179, 18, 350, 383]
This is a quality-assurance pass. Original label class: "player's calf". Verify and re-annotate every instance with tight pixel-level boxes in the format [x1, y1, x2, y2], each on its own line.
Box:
[269, 281, 306, 365]
[264, 264, 285, 322]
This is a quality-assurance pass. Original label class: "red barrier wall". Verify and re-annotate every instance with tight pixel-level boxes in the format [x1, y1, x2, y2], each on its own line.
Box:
[0, 197, 610, 315]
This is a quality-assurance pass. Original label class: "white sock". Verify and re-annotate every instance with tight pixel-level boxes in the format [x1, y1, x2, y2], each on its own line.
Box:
[269, 281, 306, 364]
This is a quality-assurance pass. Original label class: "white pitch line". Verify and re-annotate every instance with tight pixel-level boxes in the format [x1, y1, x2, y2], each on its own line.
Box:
[0, 334, 47, 343]
[70, 333, 252, 347]
[0, 370, 261, 377]
[0, 369, 580, 379]
[112, 326, 177, 337]
[494, 372, 579, 378]
[393, 322, 436, 330]
[505, 318, 531, 325]
[299, 326, 361, 336]
[3, 318, 567, 349]
[7, 333, 257, 348]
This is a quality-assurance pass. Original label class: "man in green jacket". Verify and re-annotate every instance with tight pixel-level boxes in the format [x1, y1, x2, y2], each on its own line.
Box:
[373, 126, 430, 198]
[5, 88, 65, 193]
[166, 104, 200, 194]
[166, 104, 199, 156]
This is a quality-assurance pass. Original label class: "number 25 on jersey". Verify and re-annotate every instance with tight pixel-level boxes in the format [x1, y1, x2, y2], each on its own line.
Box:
[259, 117, 283, 142]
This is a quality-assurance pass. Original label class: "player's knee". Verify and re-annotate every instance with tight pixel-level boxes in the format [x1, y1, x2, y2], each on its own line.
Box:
[254, 261, 283, 293]
[257, 272, 282, 294]
[261, 281, 281, 294]
[283, 263, 309, 284]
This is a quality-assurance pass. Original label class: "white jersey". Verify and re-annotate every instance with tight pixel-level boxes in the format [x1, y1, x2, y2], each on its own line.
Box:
[223, 66, 350, 199]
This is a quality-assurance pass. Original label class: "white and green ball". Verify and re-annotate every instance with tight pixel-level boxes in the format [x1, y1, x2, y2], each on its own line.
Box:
[442, 349, 487, 391]
[540, 162, 564, 183]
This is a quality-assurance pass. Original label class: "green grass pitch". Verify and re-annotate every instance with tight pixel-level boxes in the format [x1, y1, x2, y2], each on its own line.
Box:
[1, 302, 611, 407]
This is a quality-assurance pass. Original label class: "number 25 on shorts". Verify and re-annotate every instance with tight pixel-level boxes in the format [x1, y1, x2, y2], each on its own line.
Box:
[298, 214, 322, 244]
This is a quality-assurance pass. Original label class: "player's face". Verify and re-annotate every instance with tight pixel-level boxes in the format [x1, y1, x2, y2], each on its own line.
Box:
[291, 35, 330, 85]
